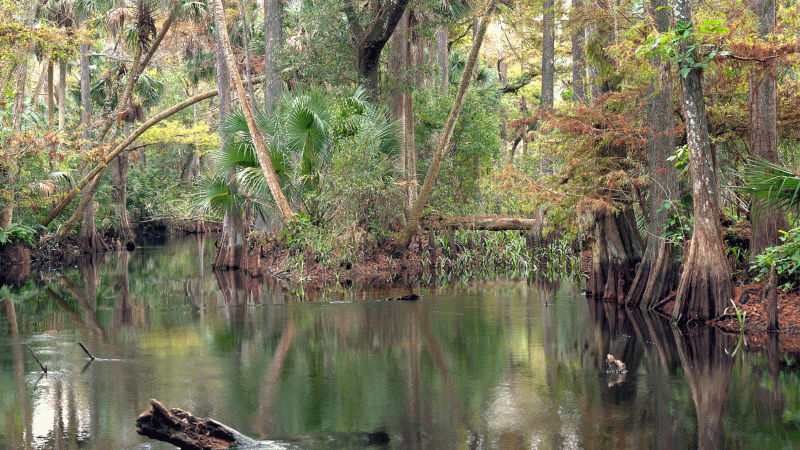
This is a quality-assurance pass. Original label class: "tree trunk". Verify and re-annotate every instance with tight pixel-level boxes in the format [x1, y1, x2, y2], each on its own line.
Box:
[236, 0, 256, 105]
[625, 0, 680, 309]
[389, 9, 408, 207]
[263, 0, 283, 110]
[211, 0, 295, 223]
[587, 205, 644, 302]
[47, 58, 54, 128]
[671, 0, 732, 322]
[343, 0, 412, 98]
[396, 0, 498, 251]
[434, 24, 448, 92]
[748, 0, 786, 260]
[77, 173, 106, 253]
[58, 57, 67, 131]
[570, 0, 586, 103]
[50, 3, 180, 239]
[541, 0, 555, 111]
[421, 216, 537, 231]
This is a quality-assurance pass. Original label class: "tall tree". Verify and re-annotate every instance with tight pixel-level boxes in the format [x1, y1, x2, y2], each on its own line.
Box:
[671, 0, 732, 322]
[570, 0, 586, 103]
[541, 0, 555, 111]
[210, 0, 295, 223]
[625, 0, 680, 309]
[211, 0, 246, 269]
[748, 0, 786, 260]
[396, 0, 499, 251]
[263, 0, 282, 110]
[343, 0, 412, 96]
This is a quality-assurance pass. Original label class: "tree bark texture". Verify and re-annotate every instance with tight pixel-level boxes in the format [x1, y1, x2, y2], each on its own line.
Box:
[625, 0, 680, 309]
[396, 0, 498, 251]
[136, 399, 260, 450]
[570, 0, 586, 103]
[263, 0, 283, 110]
[672, 0, 732, 322]
[541, 0, 555, 111]
[587, 205, 644, 302]
[748, 0, 786, 260]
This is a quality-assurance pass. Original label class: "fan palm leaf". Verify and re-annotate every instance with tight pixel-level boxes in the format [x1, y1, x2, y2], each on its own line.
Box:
[735, 158, 800, 214]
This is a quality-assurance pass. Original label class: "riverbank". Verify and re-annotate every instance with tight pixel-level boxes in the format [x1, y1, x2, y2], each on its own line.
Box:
[4, 221, 800, 353]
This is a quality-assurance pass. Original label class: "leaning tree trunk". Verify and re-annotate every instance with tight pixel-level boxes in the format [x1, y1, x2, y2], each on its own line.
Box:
[211, 0, 294, 223]
[211, 0, 244, 269]
[748, 0, 786, 260]
[671, 0, 732, 322]
[625, 0, 680, 309]
[396, 0, 498, 251]
[587, 204, 644, 302]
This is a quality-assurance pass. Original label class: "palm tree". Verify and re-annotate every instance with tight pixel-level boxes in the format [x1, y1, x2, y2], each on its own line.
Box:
[737, 159, 800, 217]
[197, 88, 399, 229]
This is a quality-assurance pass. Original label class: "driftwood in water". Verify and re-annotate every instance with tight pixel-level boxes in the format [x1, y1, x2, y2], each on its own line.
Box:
[136, 399, 261, 450]
[137, 399, 390, 449]
[421, 216, 537, 231]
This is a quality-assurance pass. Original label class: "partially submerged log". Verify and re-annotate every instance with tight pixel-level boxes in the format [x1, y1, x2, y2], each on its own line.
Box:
[137, 399, 390, 449]
[136, 399, 264, 450]
[421, 216, 537, 231]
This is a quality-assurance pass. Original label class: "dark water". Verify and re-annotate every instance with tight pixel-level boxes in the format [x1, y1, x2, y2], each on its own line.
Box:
[1, 235, 800, 449]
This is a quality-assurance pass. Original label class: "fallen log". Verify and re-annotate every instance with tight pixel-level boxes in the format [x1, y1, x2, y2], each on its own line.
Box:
[136, 399, 390, 449]
[136, 399, 269, 450]
[421, 216, 537, 231]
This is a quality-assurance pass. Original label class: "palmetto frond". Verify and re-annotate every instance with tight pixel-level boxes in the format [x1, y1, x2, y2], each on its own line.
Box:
[736, 159, 800, 213]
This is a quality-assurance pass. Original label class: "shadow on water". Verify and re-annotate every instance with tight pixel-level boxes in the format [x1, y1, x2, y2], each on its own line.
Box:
[1, 235, 800, 449]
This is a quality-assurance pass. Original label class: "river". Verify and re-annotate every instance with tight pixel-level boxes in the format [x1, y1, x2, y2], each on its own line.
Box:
[0, 235, 798, 449]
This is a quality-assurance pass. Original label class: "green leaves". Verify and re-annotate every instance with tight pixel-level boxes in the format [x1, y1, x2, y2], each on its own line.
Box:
[637, 18, 730, 77]
[0, 222, 36, 246]
[735, 158, 800, 214]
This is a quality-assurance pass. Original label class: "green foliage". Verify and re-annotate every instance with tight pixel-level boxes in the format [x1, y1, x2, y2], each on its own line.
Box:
[752, 228, 800, 289]
[659, 200, 693, 246]
[415, 85, 502, 215]
[735, 159, 800, 216]
[422, 230, 582, 284]
[637, 18, 730, 78]
[0, 222, 36, 246]
[199, 87, 401, 234]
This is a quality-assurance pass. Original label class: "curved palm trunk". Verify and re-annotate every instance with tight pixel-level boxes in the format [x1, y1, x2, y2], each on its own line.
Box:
[211, 0, 294, 224]
[671, 0, 732, 322]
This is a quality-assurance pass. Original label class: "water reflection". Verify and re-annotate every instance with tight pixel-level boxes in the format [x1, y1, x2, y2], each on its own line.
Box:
[0, 236, 799, 449]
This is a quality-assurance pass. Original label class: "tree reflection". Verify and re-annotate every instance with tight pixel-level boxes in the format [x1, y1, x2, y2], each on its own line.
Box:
[672, 326, 735, 450]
